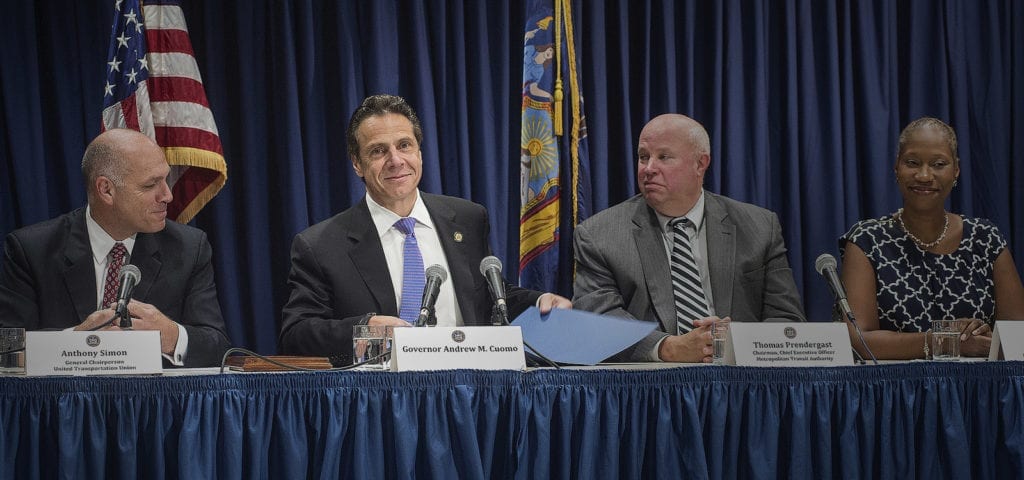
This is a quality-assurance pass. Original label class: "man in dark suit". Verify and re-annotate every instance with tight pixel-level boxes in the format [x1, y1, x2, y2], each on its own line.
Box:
[0, 129, 231, 367]
[279, 94, 570, 362]
[573, 114, 805, 363]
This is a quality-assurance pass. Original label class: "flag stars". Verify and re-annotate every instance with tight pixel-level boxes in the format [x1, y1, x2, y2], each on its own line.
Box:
[116, 32, 130, 49]
[126, 68, 139, 84]
[123, 9, 138, 26]
[104, 82, 115, 97]
[107, 57, 122, 73]
[115, 0, 123, 11]
[137, 57, 148, 71]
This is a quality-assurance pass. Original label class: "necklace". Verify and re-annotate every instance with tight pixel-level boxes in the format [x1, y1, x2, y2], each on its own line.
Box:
[895, 208, 949, 249]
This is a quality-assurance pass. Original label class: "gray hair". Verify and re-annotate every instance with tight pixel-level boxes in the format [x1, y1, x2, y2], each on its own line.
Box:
[897, 117, 958, 162]
[81, 133, 128, 192]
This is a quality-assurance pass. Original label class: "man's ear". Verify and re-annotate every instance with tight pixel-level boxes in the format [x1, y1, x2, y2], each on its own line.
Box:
[351, 155, 364, 178]
[95, 176, 116, 205]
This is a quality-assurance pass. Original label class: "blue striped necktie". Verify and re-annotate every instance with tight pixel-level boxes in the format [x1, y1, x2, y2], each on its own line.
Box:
[394, 217, 425, 323]
[670, 218, 709, 333]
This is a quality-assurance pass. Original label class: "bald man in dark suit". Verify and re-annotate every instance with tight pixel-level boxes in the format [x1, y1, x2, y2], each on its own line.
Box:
[0, 129, 231, 367]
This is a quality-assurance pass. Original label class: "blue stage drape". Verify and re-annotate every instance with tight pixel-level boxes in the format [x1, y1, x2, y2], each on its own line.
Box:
[2, 364, 1024, 479]
[1, 0, 1022, 354]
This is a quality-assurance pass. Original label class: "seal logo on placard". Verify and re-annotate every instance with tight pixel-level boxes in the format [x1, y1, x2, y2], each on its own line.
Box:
[452, 330, 466, 343]
[784, 327, 797, 339]
[86, 335, 101, 347]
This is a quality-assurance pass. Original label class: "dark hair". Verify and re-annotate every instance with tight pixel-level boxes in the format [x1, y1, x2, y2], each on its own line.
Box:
[346, 94, 424, 159]
[897, 117, 959, 163]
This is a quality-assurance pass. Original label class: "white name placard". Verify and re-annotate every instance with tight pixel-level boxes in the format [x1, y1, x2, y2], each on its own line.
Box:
[725, 323, 854, 366]
[390, 326, 525, 372]
[989, 321, 1024, 361]
[26, 331, 163, 376]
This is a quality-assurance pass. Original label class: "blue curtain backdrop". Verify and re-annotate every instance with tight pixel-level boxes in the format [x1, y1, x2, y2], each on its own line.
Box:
[2, 0, 1022, 354]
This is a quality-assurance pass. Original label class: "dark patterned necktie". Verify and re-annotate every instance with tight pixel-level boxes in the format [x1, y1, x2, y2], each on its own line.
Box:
[101, 242, 128, 309]
[670, 219, 709, 333]
[394, 218, 425, 323]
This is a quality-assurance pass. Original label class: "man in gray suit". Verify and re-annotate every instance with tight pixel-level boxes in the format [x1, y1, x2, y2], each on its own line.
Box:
[573, 114, 805, 362]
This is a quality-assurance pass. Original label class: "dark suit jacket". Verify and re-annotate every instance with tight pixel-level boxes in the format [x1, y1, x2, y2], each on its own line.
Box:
[0, 208, 232, 367]
[279, 193, 542, 362]
[573, 193, 806, 361]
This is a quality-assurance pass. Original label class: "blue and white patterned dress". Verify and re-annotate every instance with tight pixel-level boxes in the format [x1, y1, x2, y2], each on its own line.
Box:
[839, 214, 1006, 332]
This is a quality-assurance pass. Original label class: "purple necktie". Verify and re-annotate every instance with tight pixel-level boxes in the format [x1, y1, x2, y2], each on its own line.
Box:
[394, 218, 425, 323]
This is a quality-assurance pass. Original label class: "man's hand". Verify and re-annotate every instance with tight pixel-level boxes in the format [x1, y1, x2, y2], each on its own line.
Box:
[538, 293, 572, 313]
[76, 308, 119, 331]
[123, 300, 180, 355]
[367, 315, 412, 327]
[657, 316, 722, 363]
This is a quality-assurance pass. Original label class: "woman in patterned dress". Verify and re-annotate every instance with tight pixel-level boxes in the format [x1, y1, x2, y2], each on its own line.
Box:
[839, 117, 1024, 359]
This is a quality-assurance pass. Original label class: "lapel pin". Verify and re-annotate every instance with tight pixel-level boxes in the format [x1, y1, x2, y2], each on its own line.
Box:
[454, 232, 463, 242]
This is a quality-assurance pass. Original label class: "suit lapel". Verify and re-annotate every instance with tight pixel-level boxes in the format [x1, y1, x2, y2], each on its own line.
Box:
[631, 203, 677, 333]
[347, 200, 399, 314]
[63, 210, 100, 322]
[130, 232, 161, 303]
[423, 195, 477, 321]
[704, 194, 735, 317]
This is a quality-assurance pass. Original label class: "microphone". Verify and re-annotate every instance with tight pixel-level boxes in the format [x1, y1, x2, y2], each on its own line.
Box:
[414, 265, 448, 327]
[814, 254, 852, 321]
[479, 256, 508, 325]
[815, 253, 877, 364]
[114, 264, 141, 328]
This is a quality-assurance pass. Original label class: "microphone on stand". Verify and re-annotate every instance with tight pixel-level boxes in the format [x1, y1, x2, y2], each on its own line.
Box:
[114, 265, 141, 329]
[415, 265, 448, 327]
[814, 254, 853, 322]
[479, 256, 508, 325]
[814, 253, 876, 364]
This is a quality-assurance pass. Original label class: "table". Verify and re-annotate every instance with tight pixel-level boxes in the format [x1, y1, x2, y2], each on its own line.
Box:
[2, 362, 1023, 479]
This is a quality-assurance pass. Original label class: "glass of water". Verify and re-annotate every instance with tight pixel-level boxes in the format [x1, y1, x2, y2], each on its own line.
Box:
[353, 325, 390, 368]
[0, 328, 26, 374]
[711, 319, 730, 365]
[930, 319, 962, 361]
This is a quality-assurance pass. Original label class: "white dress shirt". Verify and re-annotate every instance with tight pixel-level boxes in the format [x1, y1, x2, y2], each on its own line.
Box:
[365, 191, 464, 327]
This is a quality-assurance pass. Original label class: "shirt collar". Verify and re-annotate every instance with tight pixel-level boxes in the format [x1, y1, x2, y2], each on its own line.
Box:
[365, 190, 436, 237]
[655, 189, 706, 233]
[85, 205, 136, 264]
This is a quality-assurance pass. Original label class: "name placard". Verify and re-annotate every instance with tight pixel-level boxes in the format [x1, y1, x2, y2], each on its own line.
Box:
[390, 326, 525, 372]
[25, 331, 163, 376]
[725, 323, 854, 366]
[989, 321, 1024, 361]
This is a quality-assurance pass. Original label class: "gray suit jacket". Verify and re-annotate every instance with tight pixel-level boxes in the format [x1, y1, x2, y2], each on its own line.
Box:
[0, 208, 232, 367]
[572, 193, 805, 361]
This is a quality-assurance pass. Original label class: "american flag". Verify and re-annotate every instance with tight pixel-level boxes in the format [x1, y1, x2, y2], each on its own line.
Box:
[102, 0, 227, 223]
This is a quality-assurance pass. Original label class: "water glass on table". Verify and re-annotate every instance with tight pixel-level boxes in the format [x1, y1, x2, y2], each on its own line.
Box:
[0, 328, 26, 374]
[711, 319, 730, 365]
[353, 325, 391, 368]
[930, 319, 962, 361]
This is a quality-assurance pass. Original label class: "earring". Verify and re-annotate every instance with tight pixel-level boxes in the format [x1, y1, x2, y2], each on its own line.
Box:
[953, 179, 958, 187]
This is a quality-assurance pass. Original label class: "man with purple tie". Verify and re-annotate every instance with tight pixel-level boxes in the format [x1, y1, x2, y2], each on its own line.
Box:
[279, 94, 570, 364]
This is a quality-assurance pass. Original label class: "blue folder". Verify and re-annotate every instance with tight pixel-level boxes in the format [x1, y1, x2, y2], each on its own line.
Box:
[511, 307, 658, 365]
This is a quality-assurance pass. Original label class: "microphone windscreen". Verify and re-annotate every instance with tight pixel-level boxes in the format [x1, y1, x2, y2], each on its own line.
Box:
[118, 264, 141, 283]
[479, 256, 502, 275]
[814, 253, 837, 275]
[425, 264, 448, 283]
